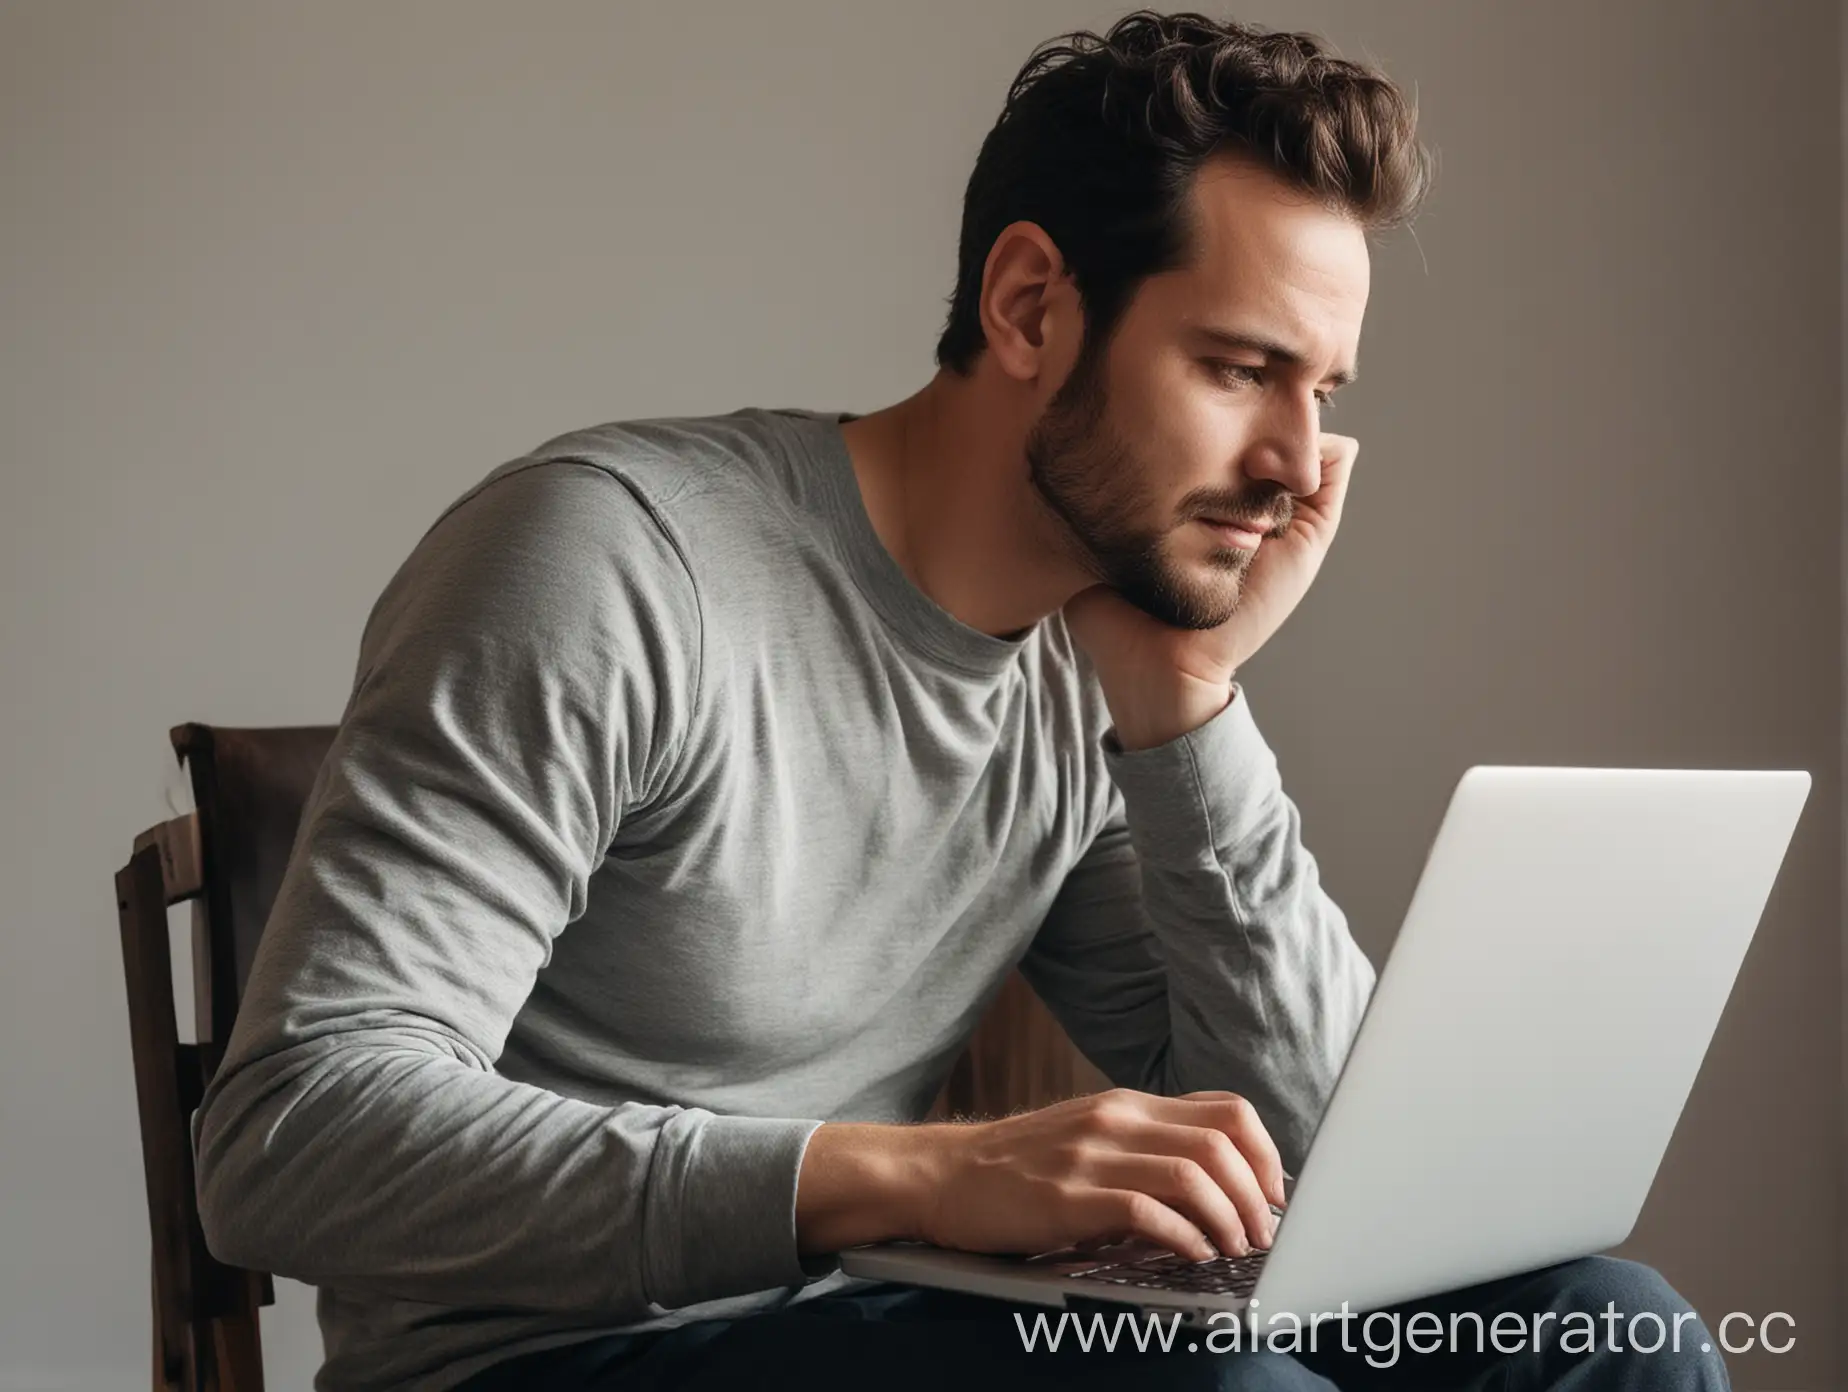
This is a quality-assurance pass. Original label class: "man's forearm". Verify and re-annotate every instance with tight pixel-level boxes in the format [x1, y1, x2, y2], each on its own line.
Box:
[196, 1031, 820, 1313]
[1021, 686, 1375, 1173]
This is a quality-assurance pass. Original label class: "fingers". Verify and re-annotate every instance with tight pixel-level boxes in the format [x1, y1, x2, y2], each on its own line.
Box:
[1158, 1091, 1289, 1210]
[1087, 1148, 1257, 1260]
[1126, 1120, 1276, 1252]
[1318, 431, 1359, 462]
[1069, 1185, 1216, 1264]
[1311, 432, 1359, 528]
[953, 1088, 1290, 1264]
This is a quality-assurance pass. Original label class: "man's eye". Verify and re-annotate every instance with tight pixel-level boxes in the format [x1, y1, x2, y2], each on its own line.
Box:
[1211, 362, 1264, 387]
[1211, 361, 1335, 413]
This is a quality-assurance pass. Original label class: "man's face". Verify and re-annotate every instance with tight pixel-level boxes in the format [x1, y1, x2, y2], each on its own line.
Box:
[1026, 156, 1372, 630]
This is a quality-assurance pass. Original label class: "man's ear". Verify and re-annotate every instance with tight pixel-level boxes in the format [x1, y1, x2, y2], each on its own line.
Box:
[976, 221, 1081, 386]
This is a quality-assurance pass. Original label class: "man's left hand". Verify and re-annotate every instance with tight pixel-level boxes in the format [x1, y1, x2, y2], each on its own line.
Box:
[1062, 432, 1360, 751]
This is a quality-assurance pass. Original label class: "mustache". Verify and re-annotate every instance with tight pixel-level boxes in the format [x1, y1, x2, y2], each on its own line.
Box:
[1181, 482, 1295, 536]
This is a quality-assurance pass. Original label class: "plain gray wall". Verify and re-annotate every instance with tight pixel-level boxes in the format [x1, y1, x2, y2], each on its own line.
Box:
[2, 2, 1840, 1388]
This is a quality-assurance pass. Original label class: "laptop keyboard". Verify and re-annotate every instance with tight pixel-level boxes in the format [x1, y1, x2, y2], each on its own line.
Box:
[1067, 1248, 1267, 1296]
[1064, 1204, 1284, 1298]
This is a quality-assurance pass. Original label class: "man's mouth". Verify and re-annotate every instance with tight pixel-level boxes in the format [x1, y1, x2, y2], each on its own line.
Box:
[1198, 517, 1270, 550]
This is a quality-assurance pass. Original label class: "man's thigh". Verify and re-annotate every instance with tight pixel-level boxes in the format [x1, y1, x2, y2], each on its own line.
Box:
[460, 1286, 1335, 1392]
[1289, 1255, 1731, 1391]
[459, 1258, 1730, 1392]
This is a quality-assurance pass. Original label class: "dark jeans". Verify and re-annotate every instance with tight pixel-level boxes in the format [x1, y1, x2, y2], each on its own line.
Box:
[454, 1255, 1730, 1391]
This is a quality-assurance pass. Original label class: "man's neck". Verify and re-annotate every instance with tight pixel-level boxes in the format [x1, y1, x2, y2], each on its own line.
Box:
[838, 371, 1091, 641]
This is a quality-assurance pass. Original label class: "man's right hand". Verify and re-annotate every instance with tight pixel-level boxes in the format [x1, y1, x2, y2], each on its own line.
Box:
[795, 1088, 1286, 1264]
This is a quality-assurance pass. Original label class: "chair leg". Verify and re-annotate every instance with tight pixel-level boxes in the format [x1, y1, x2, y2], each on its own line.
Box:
[152, 1255, 180, 1392]
[214, 1310, 263, 1392]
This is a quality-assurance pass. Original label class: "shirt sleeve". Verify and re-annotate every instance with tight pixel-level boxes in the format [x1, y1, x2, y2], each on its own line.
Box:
[1017, 685, 1377, 1172]
[192, 459, 823, 1317]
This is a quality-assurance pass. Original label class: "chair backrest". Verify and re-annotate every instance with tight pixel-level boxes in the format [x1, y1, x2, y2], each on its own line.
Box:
[116, 724, 336, 1392]
[170, 726, 340, 1051]
[116, 721, 1101, 1389]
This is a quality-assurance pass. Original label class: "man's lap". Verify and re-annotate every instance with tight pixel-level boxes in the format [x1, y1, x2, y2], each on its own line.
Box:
[452, 1255, 1729, 1392]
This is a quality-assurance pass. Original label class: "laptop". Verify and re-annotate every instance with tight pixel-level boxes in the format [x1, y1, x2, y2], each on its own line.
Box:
[842, 765, 1810, 1332]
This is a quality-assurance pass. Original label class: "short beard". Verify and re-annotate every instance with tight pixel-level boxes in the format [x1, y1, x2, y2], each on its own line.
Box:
[1025, 337, 1284, 631]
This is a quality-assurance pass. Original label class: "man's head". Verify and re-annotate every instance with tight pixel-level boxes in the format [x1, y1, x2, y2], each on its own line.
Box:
[939, 11, 1432, 628]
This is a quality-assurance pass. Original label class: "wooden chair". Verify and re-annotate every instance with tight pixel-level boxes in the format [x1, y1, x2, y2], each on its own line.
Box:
[931, 973, 1109, 1120]
[116, 725, 337, 1391]
[116, 722, 1105, 1391]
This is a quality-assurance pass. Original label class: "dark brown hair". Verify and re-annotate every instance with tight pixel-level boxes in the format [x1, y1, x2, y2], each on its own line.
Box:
[935, 10, 1435, 374]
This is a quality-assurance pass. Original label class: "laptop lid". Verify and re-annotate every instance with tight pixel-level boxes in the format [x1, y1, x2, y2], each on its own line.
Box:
[1248, 766, 1810, 1328]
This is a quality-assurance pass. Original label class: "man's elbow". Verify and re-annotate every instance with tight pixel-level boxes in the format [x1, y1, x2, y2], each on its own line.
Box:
[1345, 946, 1379, 1034]
[192, 1084, 291, 1275]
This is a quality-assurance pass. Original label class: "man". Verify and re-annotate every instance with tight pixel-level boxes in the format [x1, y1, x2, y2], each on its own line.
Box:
[194, 10, 1728, 1391]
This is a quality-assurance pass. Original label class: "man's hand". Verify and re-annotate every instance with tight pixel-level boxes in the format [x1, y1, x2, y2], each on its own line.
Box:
[796, 1089, 1286, 1263]
[1063, 432, 1360, 750]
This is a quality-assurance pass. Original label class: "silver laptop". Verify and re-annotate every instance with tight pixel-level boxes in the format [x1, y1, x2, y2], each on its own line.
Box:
[843, 765, 1810, 1332]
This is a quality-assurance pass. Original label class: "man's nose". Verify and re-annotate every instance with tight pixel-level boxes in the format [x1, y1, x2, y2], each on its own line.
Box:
[1242, 437, 1322, 500]
[1244, 391, 1325, 497]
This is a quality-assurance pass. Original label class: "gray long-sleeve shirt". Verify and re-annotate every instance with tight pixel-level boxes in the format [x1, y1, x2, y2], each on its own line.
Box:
[192, 406, 1376, 1392]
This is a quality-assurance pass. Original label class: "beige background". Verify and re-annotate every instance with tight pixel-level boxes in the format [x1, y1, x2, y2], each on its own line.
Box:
[1, 1, 1840, 1388]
